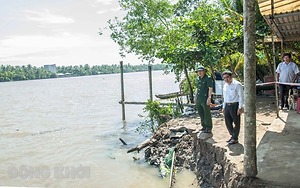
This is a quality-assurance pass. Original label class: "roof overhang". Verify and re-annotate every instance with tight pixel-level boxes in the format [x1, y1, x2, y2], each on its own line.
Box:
[258, 0, 300, 41]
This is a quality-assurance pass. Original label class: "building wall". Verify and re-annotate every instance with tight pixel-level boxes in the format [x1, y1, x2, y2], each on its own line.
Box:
[44, 64, 56, 73]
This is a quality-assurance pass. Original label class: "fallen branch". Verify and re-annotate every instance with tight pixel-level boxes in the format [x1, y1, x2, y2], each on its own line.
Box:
[127, 138, 155, 153]
[119, 138, 127, 145]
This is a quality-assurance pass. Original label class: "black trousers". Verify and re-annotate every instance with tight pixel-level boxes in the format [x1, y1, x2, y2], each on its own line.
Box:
[224, 102, 240, 140]
[279, 84, 292, 108]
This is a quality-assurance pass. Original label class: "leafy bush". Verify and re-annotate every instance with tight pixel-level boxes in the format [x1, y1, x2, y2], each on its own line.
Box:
[143, 100, 182, 128]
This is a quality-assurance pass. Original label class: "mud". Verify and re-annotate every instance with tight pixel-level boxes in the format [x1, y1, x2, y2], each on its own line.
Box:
[140, 96, 281, 187]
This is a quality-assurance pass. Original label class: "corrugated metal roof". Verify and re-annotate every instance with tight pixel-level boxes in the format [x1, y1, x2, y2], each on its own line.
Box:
[258, 0, 300, 41]
[258, 0, 300, 15]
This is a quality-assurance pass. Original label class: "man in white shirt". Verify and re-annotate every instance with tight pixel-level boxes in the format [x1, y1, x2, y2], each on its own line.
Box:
[222, 71, 244, 145]
[276, 53, 299, 109]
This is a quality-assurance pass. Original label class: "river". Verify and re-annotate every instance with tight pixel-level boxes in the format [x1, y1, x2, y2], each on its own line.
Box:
[0, 71, 197, 187]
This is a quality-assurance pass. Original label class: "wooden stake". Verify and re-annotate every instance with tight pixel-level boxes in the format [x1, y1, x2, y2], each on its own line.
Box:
[120, 61, 125, 120]
[148, 63, 153, 102]
[169, 150, 175, 188]
[119, 138, 127, 145]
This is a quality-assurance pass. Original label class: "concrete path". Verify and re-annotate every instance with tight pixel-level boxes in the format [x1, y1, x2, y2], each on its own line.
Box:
[257, 110, 300, 187]
[181, 95, 300, 187]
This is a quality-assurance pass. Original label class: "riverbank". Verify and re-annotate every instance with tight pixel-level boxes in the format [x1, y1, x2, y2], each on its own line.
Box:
[133, 95, 300, 187]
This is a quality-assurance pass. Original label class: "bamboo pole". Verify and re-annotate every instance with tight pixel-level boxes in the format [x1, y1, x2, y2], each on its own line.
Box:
[271, 0, 279, 118]
[120, 61, 126, 120]
[148, 63, 153, 101]
[148, 63, 155, 131]
[169, 150, 176, 188]
[272, 36, 279, 118]
[119, 101, 195, 107]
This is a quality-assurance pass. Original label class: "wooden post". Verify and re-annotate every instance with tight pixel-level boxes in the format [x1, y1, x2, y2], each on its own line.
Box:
[120, 61, 126, 120]
[243, 0, 257, 177]
[148, 63, 154, 131]
[148, 63, 153, 101]
[272, 35, 279, 118]
[271, 0, 279, 118]
[281, 39, 284, 55]
[169, 150, 176, 188]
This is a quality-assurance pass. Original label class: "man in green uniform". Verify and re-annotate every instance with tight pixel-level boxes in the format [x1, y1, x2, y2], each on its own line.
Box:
[195, 66, 213, 133]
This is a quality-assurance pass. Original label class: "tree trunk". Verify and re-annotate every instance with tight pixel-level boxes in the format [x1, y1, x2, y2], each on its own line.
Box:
[243, 0, 257, 177]
[183, 63, 194, 103]
[262, 42, 274, 76]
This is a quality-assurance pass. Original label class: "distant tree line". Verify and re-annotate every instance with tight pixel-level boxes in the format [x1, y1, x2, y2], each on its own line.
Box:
[0, 65, 57, 82]
[0, 63, 165, 82]
[56, 63, 164, 75]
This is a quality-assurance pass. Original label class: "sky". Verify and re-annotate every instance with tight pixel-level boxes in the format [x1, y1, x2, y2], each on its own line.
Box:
[0, 0, 141, 67]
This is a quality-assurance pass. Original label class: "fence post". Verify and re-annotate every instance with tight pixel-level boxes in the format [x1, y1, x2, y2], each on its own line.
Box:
[271, 0, 279, 118]
[120, 61, 126, 120]
[148, 64, 153, 101]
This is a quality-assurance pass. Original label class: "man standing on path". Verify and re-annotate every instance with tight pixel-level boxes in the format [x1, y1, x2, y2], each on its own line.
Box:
[276, 52, 299, 109]
[195, 66, 213, 133]
[222, 71, 244, 145]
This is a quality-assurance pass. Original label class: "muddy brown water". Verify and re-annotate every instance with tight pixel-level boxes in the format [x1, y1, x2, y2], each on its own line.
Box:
[0, 71, 197, 187]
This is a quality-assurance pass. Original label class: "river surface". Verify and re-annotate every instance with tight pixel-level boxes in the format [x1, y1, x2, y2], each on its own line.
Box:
[0, 71, 197, 188]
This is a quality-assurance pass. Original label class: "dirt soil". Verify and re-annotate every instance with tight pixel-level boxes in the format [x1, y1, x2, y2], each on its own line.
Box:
[142, 95, 277, 174]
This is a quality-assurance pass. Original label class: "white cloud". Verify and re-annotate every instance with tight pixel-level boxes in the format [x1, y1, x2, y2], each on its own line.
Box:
[169, 0, 178, 5]
[0, 0, 142, 66]
[110, 7, 121, 12]
[0, 34, 109, 58]
[0, 45, 140, 67]
[97, 10, 106, 14]
[25, 9, 74, 24]
[96, 0, 114, 5]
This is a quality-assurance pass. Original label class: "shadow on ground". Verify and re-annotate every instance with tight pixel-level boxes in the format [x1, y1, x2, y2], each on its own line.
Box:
[256, 110, 300, 187]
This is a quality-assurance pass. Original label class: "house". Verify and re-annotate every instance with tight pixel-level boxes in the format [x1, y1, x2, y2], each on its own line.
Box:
[44, 64, 56, 73]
